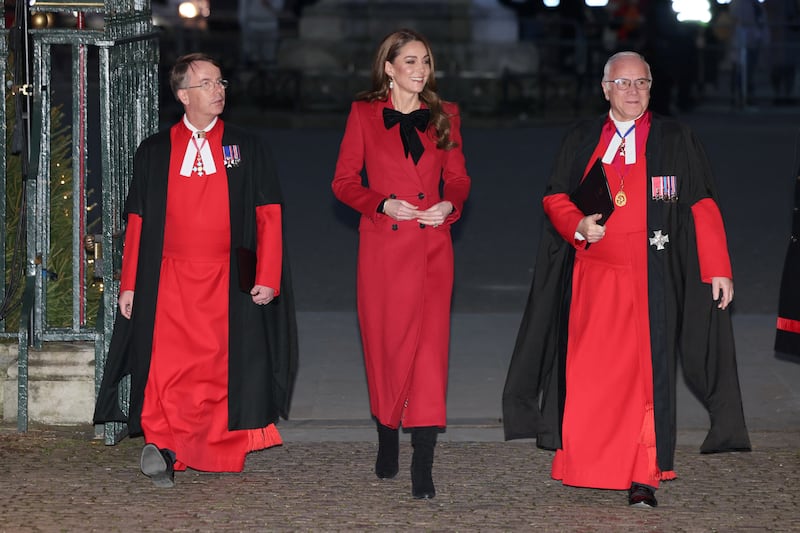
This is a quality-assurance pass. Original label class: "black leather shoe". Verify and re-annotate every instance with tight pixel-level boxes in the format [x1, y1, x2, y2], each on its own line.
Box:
[628, 483, 657, 508]
[140, 443, 175, 488]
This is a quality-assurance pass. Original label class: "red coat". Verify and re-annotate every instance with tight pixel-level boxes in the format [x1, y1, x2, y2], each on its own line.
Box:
[332, 98, 471, 428]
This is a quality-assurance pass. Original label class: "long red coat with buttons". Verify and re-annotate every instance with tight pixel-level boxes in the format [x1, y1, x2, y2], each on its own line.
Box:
[332, 98, 471, 429]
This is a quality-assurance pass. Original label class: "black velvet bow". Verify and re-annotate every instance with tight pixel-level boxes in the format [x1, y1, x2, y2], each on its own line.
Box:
[382, 107, 430, 165]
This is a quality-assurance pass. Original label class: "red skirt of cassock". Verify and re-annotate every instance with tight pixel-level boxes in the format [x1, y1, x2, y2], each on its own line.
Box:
[140, 123, 281, 473]
[550, 158, 670, 490]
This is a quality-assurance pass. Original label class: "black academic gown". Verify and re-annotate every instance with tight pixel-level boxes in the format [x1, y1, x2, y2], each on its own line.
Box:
[775, 161, 800, 358]
[502, 114, 751, 472]
[93, 123, 299, 436]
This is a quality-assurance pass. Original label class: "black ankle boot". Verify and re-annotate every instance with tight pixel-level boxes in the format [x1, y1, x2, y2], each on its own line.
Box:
[410, 427, 437, 499]
[375, 422, 399, 479]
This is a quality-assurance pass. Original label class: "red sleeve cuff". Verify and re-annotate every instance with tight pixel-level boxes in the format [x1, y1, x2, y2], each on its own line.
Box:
[543, 193, 587, 247]
[255, 204, 283, 295]
[119, 213, 142, 292]
[691, 198, 732, 282]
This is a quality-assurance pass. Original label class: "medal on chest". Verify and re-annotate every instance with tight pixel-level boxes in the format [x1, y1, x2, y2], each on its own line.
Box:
[613, 124, 634, 207]
[192, 153, 205, 176]
[191, 132, 207, 177]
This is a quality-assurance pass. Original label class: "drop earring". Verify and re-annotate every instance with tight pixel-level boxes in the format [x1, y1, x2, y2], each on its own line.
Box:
[389, 78, 394, 90]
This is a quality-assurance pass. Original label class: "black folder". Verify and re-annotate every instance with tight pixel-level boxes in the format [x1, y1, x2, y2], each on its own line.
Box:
[570, 158, 614, 226]
[236, 246, 257, 293]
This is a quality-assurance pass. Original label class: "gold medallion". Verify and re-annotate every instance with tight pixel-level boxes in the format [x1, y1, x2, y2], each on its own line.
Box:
[615, 190, 627, 207]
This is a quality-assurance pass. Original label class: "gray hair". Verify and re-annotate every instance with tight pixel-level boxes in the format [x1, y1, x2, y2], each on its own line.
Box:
[603, 51, 652, 80]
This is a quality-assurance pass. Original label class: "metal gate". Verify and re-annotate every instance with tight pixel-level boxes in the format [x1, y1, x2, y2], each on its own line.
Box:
[2, 0, 158, 441]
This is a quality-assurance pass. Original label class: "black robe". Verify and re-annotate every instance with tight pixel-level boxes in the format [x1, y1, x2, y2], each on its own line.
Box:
[775, 158, 800, 359]
[502, 114, 751, 472]
[93, 123, 299, 436]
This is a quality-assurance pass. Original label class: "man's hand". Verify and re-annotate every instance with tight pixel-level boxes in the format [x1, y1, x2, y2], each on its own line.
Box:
[251, 285, 276, 305]
[118, 290, 134, 319]
[576, 213, 606, 243]
[711, 277, 734, 310]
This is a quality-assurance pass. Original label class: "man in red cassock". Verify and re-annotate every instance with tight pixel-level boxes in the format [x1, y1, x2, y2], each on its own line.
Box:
[775, 156, 800, 359]
[94, 53, 298, 487]
[503, 51, 750, 508]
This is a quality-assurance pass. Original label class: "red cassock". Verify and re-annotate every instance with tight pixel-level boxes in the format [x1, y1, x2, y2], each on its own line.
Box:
[120, 121, 283, 472]
[332, 98, 471, 429]
[543, 113, 731, 490]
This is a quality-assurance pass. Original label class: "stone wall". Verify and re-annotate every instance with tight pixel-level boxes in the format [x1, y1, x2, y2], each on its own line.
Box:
[267, 0, 539, 114]
[2, 342, 95, 425]
[277, 0, 536, 75]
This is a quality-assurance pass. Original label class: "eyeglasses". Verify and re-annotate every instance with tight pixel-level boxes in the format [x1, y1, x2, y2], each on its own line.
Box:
[603, 78, 652, 91]
[181, 79, 229, 91]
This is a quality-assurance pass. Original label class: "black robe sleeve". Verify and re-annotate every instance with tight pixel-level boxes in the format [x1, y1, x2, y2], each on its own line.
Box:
[647, 118, 750, 467]
[502, 118, 603, 446]
[224, 125, 299, 429]
[93, 131, 170, 435]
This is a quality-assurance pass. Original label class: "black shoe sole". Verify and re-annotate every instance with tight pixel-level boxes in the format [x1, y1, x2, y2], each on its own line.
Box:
[629, 500, 657, 508]
[140, 444, 175, 488]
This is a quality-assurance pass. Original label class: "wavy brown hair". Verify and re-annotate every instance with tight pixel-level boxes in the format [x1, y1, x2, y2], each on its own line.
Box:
[356, 28, 457, 150]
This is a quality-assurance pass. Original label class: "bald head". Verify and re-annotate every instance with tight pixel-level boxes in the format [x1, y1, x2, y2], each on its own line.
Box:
[601, 52, 652, 121]
[603, 52, 652, 81]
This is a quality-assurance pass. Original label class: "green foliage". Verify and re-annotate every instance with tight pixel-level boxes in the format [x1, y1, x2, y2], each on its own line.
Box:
[3, 69, 24, 331]
[45, 104, 102, 328]
[4, 56, 101, 332]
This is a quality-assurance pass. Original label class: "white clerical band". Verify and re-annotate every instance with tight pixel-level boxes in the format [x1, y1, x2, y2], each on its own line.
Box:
[602, 119, 636, 165]
[180, 115, 218, 177]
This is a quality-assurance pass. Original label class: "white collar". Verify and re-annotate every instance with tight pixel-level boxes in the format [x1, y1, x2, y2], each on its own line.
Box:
[602, 111, 638, 165]
[179, 116, 218, 177]
[183, 115, 218, 137]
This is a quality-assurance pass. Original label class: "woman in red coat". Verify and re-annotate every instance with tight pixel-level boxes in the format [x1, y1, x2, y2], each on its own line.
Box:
[332, 28, 471, 499]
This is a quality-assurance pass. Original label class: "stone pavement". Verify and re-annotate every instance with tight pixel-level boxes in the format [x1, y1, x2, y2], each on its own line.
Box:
[0, 424, 797, 532]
